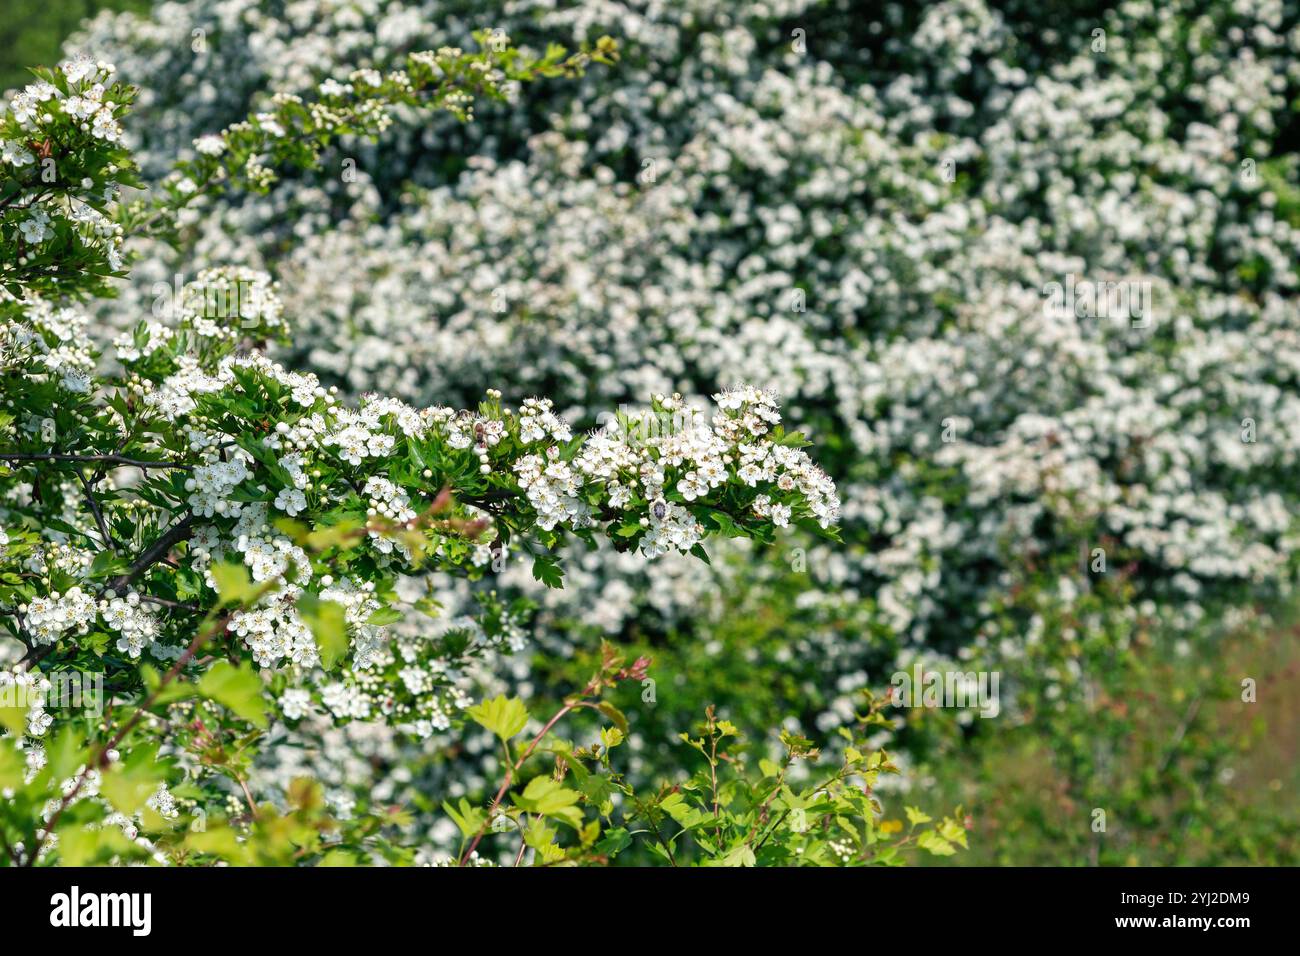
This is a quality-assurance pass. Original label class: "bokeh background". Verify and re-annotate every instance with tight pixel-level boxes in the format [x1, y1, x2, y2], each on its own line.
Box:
[5, 0, 1299, 865]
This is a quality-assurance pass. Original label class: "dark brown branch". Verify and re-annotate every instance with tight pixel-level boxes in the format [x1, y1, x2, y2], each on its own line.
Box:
[106, 515, 198, 595]
[0, 453, 193, 470]
[16, 642, 58, 671]
[15, 516, 198, 673]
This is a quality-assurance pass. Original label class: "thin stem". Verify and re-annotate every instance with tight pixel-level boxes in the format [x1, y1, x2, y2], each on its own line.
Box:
[744, 763, 791, 848]
[1155, 696, 1203, 775]
[16, 642, 58, 672]
[513, 822, 529, 867]
[709, 734, 722, 844]
[458, 761, 515, 866]
[234, 774, 259, 819]
[458, 699, 578, 866]
[75, 468, 118, 553]
[752, 809, 793, 854]
[25, 615, 223, 865]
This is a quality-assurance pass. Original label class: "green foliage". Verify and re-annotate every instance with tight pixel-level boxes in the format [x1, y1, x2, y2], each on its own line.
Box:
[467, 694, 529, 742]
[196, 661, 268, 729]
[445, 658, 964, 867]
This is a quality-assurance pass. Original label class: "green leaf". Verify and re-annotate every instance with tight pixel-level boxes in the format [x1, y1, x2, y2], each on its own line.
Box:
[140, 664, 199, 705]
[659, 791, 709, 830]
[197, 661, 268, 728]
[579, 773, 615, 807]
[443, 798, 488, 840]
[714, 843, 757, 867]
[305, 520, 363, 552]
[319, 849, 359, 866]
[466, 694, 529, 742]
[186, 825, 252, 865]
[88, 550, 129, 579]
[211, 561, 263, 606]
[272, 517, 310, 541]
[596, 701, 629, 736]
[703, 508, 744, 538]
[594, 826, 631, 858]
[513, 776, 583, 828]
[531, 554, 564, 589]
[58, 824, 137, 866]
[523, 817, 564, 863]
[365, 606, 404, 626]
[939, 818, 968, 849]
[0, 697, 27, 738]
[917, 830, 957, 856]
[297, 594, 349, 669]
[100, 754, 165, 816]
[904, 806, 932, 826]
[0, 739, 25, 790]
[44, 725, 86, 782]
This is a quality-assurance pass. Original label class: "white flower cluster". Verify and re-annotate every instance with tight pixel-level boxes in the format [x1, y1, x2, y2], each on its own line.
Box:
[517, 397, 572, 445]
[565, 387, 839, 556]
[2, 56, 127, 269]
[229, 601, 319, 670]
[98, 591, 160, 659]
[22, 587, 96, 646]
[362, 477, 417, 554]
[192, 500, 318, 668]
[185, 458, 252, 519]
[79, 0, 1300, 664]
[513, 453, 592, 532]
[17, 583, 163, 660]
[173, 267, 287, 338]
[292, 608, 520, 738]
[0, 670, 54, 740]
[7, 299, 97, 388]
[7, 55, 122, 142]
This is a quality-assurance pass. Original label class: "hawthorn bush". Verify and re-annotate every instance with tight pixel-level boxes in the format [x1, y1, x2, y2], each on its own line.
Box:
[0, 46, 969, 866]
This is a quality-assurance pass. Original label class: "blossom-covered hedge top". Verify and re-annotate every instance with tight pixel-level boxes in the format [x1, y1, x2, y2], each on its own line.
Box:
[2, 252, 838, 739]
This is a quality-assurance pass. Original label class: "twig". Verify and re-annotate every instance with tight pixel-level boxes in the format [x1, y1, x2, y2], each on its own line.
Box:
[16, 642, 58, 672]
[25, 616, 224, 865]
[1155, 696, 1203, 775]
[75, 468, 118, 553]
[458, 699, 580, 866]
[106, 515, 197, 595]
[15, 516, 197, 671]
[0, 453, 193, 470]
